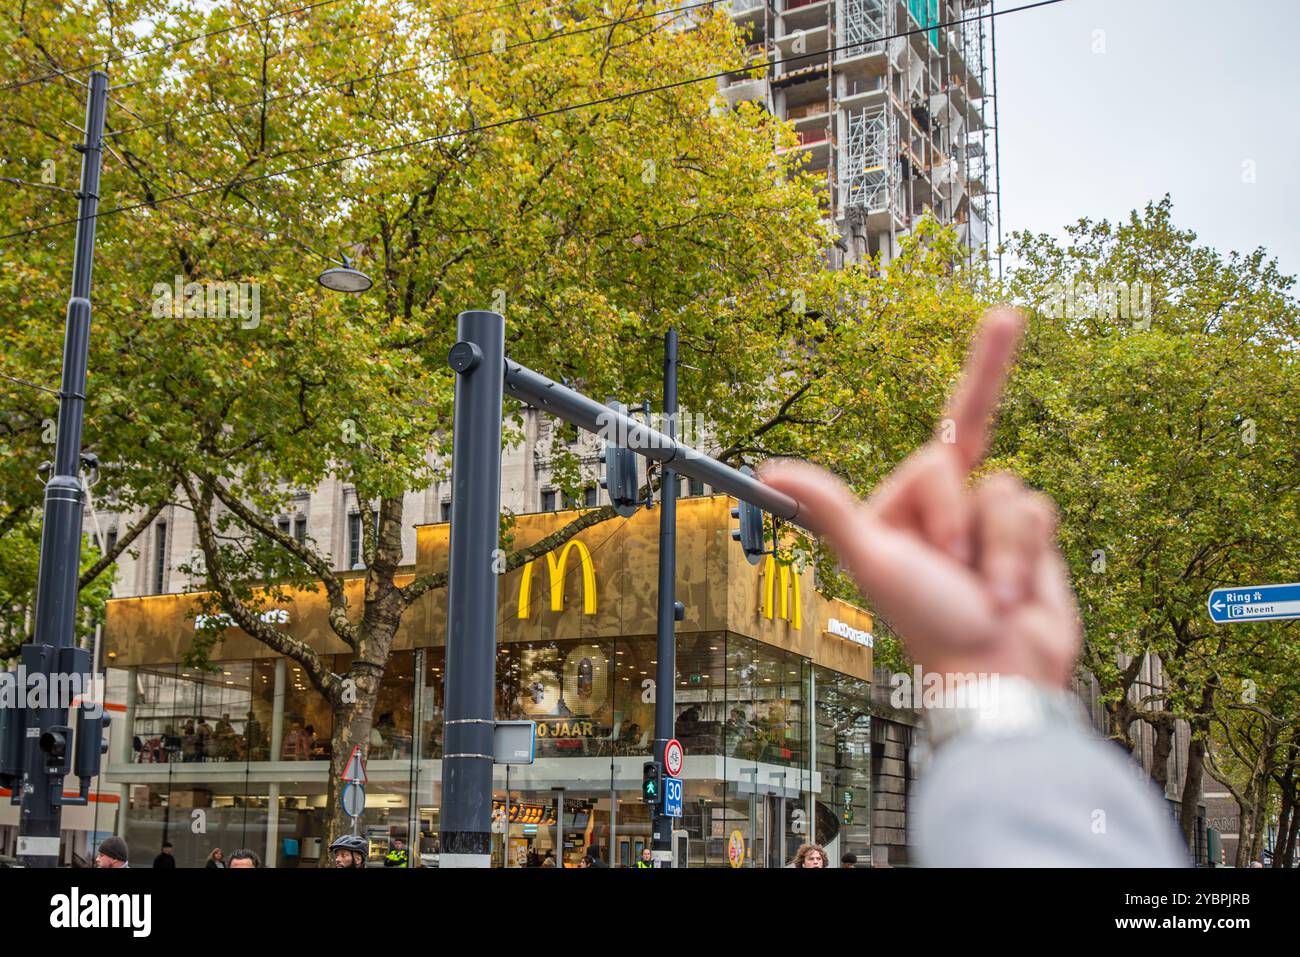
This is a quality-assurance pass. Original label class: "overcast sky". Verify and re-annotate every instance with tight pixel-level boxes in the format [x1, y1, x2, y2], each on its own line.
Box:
[993, 0, 1298, 281]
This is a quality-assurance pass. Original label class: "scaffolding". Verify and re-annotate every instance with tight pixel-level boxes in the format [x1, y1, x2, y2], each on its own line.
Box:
[843, 106, 897, 215]
[839, 0, 890, 59]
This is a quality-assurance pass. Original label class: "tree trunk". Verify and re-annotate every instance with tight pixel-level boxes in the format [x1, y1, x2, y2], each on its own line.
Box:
[1148, 714, 1175, 795]
[1179, 734, 1206, 852]
[321, 673, 381, 866]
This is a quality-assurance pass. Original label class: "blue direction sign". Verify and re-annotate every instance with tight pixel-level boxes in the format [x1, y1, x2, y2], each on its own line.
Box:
[663, 776, 683, 818]
[1208, 583, 1300, 624]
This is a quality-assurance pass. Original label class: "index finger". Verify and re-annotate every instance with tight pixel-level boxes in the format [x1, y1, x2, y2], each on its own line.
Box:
[940, 306, 1024, 471]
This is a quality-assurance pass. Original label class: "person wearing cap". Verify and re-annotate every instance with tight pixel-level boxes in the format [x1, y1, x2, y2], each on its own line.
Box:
[153, 841, 176, 869]
[95, 836, 130, 868]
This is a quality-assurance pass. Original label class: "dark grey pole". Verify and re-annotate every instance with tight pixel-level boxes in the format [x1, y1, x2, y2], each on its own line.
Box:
[16, 70, 108, 868]
[440, 310, 505, 867]
[503, 360, 809, 531]
[651, 329, 678, 865]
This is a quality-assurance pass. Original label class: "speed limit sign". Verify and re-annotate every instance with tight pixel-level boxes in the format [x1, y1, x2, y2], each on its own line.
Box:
[663, 738, 683, 777]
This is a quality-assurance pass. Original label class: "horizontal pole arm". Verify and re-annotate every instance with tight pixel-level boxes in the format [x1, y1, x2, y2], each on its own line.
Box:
[503, 358, 809, 532]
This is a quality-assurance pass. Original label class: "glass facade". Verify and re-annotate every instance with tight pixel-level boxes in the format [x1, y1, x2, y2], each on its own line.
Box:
[109, 634, 894, 868]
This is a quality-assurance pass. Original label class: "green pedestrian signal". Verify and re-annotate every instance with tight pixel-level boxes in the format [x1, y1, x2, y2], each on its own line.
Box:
[642, 762, 662, 804]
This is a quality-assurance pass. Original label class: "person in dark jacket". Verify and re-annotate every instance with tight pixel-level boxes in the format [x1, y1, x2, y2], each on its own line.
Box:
[153, 841, 176, 868]
[205, 848, 225, 868]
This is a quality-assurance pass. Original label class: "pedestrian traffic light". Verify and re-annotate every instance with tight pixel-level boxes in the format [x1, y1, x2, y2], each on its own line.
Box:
[642, 762, 662, 805]
[730, 466, 767, 565]
[600, 399, 642, 518]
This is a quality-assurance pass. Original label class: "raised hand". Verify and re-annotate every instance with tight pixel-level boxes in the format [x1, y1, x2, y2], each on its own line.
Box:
[760, 307, 1081, 690]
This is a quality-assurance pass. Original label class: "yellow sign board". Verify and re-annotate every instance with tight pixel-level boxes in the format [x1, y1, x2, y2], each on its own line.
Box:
[517, 539, 597, 618]
[728, 830, 746, 868]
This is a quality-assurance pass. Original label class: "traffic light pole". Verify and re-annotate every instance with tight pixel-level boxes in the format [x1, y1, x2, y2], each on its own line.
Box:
[441, 311, 813, 867]
[651, 328, 678, 866]
[15, 71, 108, 868]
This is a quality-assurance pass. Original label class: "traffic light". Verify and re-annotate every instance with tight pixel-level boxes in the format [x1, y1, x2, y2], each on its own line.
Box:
[600, 399, 642, 517]
[730, 466, 767, 565]
[642, 762, 663, 805]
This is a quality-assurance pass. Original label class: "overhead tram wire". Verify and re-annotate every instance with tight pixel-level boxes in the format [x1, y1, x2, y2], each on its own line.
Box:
[106, 0, 721, 139]
[0, 0, 1067, 245]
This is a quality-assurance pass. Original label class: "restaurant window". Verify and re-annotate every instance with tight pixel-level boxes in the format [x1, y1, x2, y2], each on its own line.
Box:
[674, 633, 726, 755]
[723, 634, 804, 769]
[611, 636, 655, 757]
[814, 666, 872, 860]
[369, 650, 416, 760]
[279, 659, 332, 761]
[419, 648, 447, 759]
[502, 638, 616, 760]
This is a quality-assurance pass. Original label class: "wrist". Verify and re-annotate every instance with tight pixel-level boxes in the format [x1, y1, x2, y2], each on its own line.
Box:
[922, 674, 1085, 751]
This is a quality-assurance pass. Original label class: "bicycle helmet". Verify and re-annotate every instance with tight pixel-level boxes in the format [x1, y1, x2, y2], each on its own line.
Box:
[329, 834, 369, 854]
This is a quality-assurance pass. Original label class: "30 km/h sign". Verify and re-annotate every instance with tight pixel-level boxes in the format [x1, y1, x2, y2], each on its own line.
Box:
[1208, 583, 1300, 624]
[663, 739, 683, 778]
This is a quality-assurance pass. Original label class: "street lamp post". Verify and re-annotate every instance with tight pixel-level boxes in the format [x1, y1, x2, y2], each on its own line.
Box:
[14, 71, 109, 868]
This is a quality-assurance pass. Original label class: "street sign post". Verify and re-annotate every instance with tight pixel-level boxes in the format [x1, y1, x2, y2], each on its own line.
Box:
[343, 744, 368, 784]
[342, 782, 365, 818]
[664, 776, 683, 818]
[663, 738, 683, 778]
[1208, 583, 1300, 624]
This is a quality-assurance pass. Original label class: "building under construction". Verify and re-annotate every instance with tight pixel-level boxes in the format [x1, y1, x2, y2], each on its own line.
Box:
[719, 0, 1000, 267]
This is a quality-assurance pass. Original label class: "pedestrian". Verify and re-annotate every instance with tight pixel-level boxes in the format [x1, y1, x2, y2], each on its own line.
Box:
[760, 307, 1188, 868]
[841, 852, 857, 868]
[581, 849, 606, 868]
[153, 841, 176, 868]
[94, 836, 130, 869]
[205, 847, 225, 869]
[228, 848, 262, 868]
[790, 844, 827, 868]
[635, 847, 654, 869]
[541, 850, 556, 867]
[526, 849, 542, 868]
[384, 837, 409, 868]
[330, 835, 369, 869]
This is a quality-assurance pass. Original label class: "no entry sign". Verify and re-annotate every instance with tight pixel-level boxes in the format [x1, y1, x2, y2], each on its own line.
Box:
[663, 738, 683, 777]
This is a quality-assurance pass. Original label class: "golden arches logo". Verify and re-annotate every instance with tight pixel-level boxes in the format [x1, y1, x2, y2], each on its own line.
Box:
[517, 540, 597, 618]
[761, 554, 801, 629]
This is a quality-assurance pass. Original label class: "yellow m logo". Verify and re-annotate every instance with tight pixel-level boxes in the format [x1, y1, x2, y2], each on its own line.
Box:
[517, 540, 597, 619]
[761, 554, 801, 629]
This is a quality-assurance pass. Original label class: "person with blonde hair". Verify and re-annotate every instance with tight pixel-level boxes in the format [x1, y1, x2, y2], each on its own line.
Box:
[791, 844, 827, 868]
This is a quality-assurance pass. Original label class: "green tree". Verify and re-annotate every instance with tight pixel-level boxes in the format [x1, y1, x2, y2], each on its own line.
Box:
[999, 197, 1300, 848]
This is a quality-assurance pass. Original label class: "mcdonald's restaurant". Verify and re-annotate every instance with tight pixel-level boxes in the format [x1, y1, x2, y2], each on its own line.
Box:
[99, 496, 919, 868]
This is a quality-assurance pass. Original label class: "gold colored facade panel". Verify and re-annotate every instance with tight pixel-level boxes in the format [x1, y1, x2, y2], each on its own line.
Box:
[105, 498, 873, 680]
